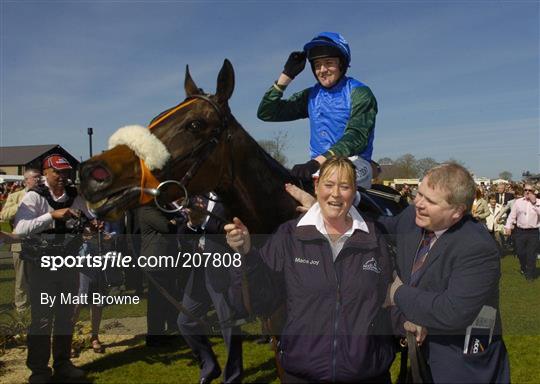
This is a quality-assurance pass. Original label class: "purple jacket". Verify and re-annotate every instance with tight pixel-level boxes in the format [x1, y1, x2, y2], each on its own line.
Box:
[244, 216, 395, 382]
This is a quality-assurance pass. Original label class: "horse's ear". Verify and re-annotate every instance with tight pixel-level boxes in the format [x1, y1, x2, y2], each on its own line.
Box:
[185, 65, 201, 97]
[216, 59, 234, 103]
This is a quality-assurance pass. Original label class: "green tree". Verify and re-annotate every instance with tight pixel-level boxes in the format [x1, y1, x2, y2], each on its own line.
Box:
[377, 157, 393, 165]
[498, 171, 512, 181]
[416, 157, 440, 178]
[394, 153, 419, 178]
[257, 130, 288, 166]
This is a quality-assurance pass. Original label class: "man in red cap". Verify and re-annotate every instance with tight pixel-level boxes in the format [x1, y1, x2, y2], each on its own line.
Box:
[14, 154, 92, 383]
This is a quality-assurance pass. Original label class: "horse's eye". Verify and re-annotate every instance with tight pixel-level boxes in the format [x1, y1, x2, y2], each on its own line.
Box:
[188, 120, 202, 131]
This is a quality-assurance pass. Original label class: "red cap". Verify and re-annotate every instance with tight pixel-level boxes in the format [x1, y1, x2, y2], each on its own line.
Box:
[42, 154, 72, 171]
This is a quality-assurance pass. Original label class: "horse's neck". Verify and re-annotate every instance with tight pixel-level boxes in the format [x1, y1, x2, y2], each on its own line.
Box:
[216, 125, 298, 234]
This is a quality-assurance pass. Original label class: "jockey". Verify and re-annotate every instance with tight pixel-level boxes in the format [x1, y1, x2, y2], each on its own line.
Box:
[257, 31, 377, 188]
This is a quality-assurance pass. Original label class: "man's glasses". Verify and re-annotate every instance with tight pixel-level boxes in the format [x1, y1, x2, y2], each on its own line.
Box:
[524, 189, 534, 192]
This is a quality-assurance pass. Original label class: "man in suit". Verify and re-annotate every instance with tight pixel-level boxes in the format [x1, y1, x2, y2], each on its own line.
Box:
[495, 183, 514, 206]
[383, 163, 510, 383]
[177, 194, 243, 384]
[138, 205, 184, 347]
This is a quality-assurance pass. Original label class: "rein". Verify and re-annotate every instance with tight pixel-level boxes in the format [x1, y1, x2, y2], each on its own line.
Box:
[123, 94, 237, 331]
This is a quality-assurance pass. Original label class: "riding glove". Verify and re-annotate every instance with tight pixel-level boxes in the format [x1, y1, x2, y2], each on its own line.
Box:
[291, 159, 320, 181]
[283, 51, 307, 79]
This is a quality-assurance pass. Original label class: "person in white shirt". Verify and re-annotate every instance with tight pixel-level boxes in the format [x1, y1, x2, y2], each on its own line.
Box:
[14, 154, 92, 384]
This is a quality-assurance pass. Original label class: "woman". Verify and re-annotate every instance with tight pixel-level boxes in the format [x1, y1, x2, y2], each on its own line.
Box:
[225, 157, 394, 383]
[472, 187, 489, 225]
[485, 194, 506, 253]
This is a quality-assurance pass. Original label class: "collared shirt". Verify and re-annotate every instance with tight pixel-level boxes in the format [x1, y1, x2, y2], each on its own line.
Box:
[504, 197, 540, 230]
[297, 202, 369, 261]
[432, 228, 446, 243]
[13, 181, 90, 236]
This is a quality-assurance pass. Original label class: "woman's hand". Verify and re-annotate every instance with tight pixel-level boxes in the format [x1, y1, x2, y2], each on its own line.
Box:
[224, 217, 251, 254]
[285, 183, 316, 213]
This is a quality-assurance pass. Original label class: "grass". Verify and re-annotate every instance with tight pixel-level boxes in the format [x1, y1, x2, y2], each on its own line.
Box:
[0, 255, 539, 383]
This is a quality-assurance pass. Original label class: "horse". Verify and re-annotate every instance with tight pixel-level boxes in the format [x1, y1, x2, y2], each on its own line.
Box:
[79, 59, 406, 380]
[79, 59, 404, 229]
[80, 60, 302, 234]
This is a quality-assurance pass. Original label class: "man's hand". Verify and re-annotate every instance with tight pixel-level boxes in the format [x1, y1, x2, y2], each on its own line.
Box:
[504, 227, 512, 236]
[89, 219, 103, 232]
[285, 183, 316, 213]
[526, 190, 537, 204]
[384, 274, 403, 307]
[404, 321, 428, 345]
[291, 159, 320, 181]
[224, 217, 251, 255]
[51, 208, 79, 220]
[0, 231, 20, 244]
[283, 51, 306, 79]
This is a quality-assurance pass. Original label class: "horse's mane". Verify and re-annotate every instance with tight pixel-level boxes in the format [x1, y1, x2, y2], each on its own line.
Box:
[215, 115, 299, 234]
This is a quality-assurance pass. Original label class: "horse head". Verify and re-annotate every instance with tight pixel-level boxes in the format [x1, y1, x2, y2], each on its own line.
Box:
[80, 60, 299, 231]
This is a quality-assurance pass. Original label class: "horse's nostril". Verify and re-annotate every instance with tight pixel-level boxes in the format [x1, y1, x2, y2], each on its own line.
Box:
[91, 166, 111, 182]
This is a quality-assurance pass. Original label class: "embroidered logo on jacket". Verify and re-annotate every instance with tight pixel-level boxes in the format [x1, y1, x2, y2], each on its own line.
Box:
[294, 257, 320, 266]
[362, 257, 381, 273]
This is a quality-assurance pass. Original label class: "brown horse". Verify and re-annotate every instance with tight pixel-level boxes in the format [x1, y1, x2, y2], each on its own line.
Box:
[80, 59, 300, 234]
[80, 61, 306, 380]
[79, 59, 406, 381]
[79, 59, 405, 227]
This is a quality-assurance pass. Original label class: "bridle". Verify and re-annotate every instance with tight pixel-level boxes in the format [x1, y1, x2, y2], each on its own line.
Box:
[100, 94, 237, 331]
[140, 93, 232, 215]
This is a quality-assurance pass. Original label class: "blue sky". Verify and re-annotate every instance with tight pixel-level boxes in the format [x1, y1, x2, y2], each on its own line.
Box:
[1, 0, 538, 179]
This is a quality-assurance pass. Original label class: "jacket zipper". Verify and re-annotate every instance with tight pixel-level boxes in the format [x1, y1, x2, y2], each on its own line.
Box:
[332, 264, 341, 382]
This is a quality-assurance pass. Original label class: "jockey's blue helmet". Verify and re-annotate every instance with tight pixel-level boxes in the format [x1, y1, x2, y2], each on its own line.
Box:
[303, 32, 351, 71]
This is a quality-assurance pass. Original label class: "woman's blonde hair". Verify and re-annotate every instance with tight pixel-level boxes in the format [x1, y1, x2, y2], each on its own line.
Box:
[318, 156, 356, 187]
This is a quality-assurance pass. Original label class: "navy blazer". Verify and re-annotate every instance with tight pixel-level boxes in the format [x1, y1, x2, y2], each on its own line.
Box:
[379, 206, 510, 383]
[495, 192, 514, 206]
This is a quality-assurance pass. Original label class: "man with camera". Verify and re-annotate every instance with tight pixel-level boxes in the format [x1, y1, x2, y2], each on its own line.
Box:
[14, 154, 93, 384]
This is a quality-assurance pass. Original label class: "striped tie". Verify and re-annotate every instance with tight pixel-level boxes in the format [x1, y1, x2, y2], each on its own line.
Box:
[411, 230, 435, 276]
